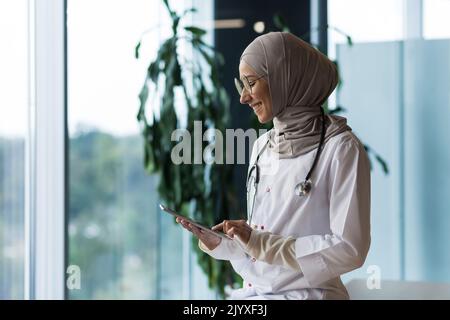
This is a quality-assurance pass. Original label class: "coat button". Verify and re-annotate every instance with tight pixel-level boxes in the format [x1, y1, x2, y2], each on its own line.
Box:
[261, 225, 264, 230]
[266, 187, 271, 192]
[248, 283, 252, 287]
[251, 257, 256, 262]
[253, 224, 258, 229]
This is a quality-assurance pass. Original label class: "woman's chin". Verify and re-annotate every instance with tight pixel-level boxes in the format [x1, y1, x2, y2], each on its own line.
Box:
[257, 113, 272, 124]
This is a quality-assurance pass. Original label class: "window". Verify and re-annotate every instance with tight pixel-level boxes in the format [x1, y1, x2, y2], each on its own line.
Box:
[67, 0, 215, 299]
[423, 0, 450, 39]
[327, 0, 404, 59]
[328, 0, 450, 284]
[0, 0, 31, 299]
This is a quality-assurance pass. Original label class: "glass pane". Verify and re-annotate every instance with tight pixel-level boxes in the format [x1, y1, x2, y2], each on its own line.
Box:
[328, 1, 405, 284]
[0, 0, 29, 299]
[328, 0, 404, 59]
[67, 0, 215, 299]
[327, 0, 404, 113]
[402, 39, 450, 281]
[67, 0, 159, 299]
[336, 42, 404, 281]
[336, 38, 450, 284]
[423, 0, 450, 39]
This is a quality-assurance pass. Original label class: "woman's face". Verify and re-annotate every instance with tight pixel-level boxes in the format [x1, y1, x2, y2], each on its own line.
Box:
[238, 61, 273, 123]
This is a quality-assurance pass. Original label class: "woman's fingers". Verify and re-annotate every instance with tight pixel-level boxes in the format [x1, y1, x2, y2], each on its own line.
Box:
[177, 218, 194, 233]
[212, 220, 249, 233]
[223, 220, 235, 233]
[226, 226, 236, 238]
[211, 221, 224, 231]
[189, 224, 203, 237]
[221, 221, 252, 244]
[176, 218, 208, 237]
[223, 220, 250, 234]
[176, 217, 189, 225]
[177, 217, 249, 242]
[212, 220, 249, 237]
[226, 225, 245, 239]
[191, 224, 221, 245]
[175, 218, 221, 250]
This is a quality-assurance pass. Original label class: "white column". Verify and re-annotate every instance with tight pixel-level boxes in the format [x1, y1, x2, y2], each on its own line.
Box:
[32, 0, 66, 300]
[403, 0, 423, 39]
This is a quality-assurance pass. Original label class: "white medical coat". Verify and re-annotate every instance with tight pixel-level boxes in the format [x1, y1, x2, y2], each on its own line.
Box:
[200, 130, 371, 300]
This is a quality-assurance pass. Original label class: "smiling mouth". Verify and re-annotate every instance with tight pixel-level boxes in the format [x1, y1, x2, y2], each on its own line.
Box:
[251, 102, 262, 112]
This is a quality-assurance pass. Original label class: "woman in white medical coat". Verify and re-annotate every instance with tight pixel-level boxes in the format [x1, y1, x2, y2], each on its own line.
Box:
[177, 32, 371, 300]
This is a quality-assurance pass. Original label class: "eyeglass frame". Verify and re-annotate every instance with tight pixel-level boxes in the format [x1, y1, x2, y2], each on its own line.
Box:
[234, 74, 265, 95]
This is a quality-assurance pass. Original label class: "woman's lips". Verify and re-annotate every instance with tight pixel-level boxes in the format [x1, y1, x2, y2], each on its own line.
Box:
[252, 102, 262, 113]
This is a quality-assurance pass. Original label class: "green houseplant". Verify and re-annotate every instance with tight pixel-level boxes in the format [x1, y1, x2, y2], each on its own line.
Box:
[135, 0, 242, 297]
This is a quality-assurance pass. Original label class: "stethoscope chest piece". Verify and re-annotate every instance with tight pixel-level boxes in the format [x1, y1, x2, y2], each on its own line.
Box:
[294, 179, 312, 197]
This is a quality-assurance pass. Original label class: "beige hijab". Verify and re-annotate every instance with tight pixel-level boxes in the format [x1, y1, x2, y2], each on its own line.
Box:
[240, 32, 351, 158]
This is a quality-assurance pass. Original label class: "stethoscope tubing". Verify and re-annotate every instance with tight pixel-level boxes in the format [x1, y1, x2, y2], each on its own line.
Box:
[246, 107, 326, 224]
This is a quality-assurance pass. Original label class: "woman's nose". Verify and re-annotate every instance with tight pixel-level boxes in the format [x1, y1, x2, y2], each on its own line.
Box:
[239, 89, 251, 104]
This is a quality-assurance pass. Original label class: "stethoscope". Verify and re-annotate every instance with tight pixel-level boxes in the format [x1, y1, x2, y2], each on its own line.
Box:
[246, 107, 326, 224]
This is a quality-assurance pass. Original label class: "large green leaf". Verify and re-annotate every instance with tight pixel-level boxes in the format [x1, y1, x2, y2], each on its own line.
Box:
[135, 41, 141, 59]
[184, 26, 207, 37]
[375, 154, 389, 174]
[273, 13, 290, 32]
[137, 82, 148, 122]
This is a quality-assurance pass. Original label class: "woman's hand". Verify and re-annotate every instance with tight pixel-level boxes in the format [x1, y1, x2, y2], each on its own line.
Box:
[212, 219, 253, 245]
[176, 217, 221, 251]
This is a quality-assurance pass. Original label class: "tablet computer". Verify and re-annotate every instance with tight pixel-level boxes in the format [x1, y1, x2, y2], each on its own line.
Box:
[159, 204, 232, 240]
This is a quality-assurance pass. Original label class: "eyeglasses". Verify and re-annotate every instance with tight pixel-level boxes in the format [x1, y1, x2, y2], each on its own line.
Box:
[234, 74, 264, 95]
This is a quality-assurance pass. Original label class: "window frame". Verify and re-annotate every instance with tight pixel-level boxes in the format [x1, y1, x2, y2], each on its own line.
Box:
[25, 0, 66, 300]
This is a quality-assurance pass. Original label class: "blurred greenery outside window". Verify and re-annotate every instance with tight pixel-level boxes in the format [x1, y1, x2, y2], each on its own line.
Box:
[67, 0, 214, 299]
[0, 0, 29, 300]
